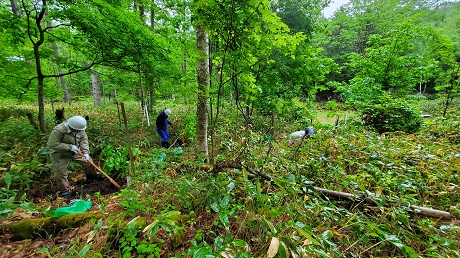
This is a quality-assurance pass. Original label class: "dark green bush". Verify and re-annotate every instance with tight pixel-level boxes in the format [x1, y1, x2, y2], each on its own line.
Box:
[361, 96, 423, 134]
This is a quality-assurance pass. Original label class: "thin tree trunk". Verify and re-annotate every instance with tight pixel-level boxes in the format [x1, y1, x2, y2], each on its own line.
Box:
[11, 0, 20, 16]
[138, 0, 145, 24]
[91, 69, 101, 105]
[419, 74, 422, 94]
[183, 52, 187, 90]
[196, 24, 209, 159]
[150, 0, 155, 30]
[443, 64, 460, 117]
[52, 66, 60, 89]
[149, 88, 155, 111]
[47, 16, 70, 102]
[100, 75, 104, 100]
[25, 0, 48, 132]
[51, 40, 70, 102]
[139, 70, 145, 110]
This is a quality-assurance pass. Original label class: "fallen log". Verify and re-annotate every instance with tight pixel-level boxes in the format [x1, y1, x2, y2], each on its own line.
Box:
[312, 187, 453, 220]
[225, 164, 453, 220]
[1, 211, 102, 240]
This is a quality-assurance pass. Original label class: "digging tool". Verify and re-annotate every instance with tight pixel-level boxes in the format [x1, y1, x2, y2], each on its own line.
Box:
[77, 151, 121, 189]
[168, 132, 186, 149]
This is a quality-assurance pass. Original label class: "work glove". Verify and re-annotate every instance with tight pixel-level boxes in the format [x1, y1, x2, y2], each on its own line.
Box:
[70, 145, 79, 153]
[84, 154, 90, 162]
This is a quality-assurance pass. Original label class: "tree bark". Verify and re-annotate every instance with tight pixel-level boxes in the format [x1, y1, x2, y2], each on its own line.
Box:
[183, 52, 187, 91]
[91, 69, 101, 105]
[150, 0, 155, 30]
[56, 60, 70, 101]
[11, 0, 20, 16]
[27, 0, 48, 132]
[196, 24, 209, 159]
[50, 32, 70, 102]
[139, 69, 145, 110]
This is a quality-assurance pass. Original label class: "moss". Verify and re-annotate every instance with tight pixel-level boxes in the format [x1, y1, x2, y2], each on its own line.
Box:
[3, 212, 101, 240]
[7, 217, 51, 239]
[170, 231, 188, 249]
[56, 212, 102, 228]
[106, 219, 122, 242]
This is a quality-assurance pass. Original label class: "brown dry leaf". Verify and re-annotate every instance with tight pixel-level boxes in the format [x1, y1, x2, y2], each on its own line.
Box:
[447, 184, 457, 191]
[29, 240, 44, 249]
[303, 239, 313, 246]
[220, 249, 234, 258]
[267, 237, 280, 258]
[375, 187, 383, 198]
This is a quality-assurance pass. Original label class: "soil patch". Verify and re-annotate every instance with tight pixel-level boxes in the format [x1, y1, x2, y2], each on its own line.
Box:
[25, 170, 124, 202]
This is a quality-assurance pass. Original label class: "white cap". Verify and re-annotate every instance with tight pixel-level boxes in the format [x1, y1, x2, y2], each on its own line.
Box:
[164, 109, 172, 116]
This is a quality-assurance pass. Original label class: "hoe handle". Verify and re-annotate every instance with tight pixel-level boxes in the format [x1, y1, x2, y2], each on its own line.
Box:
[78, 151, 121, 189]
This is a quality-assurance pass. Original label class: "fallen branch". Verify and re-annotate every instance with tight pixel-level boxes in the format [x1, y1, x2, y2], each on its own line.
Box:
[219, 164, 453, 220]
[312, 187, 452, 220]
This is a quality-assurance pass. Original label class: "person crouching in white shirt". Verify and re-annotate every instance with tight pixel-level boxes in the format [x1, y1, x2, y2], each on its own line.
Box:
[288, 126, 315, 146]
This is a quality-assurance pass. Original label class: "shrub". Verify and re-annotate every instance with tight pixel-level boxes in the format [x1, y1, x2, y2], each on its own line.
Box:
[323, 100, 340, 111]
[361, 95, 423, 134]
[275, 98, 316, 125]
[183, 114, 196, 143]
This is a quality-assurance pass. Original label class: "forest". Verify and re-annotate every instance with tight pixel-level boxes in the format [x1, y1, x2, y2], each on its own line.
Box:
[0, 0, 459, 257]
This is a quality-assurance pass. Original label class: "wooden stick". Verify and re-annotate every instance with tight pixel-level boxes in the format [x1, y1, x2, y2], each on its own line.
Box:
[312, 187, 452, 220]
[238, 167, 453, 220]
[78, 151, 121, 189]
[313, 187, 355, 200]
[409, 205, 452, 220]
[120, 102, 134, 176]
[168, 132, 185, 149]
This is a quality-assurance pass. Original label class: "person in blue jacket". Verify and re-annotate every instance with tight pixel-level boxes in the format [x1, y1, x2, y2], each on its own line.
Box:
[156, 109, 173, 148]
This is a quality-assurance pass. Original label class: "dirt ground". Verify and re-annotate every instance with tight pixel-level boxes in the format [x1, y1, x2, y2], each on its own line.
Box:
[0, 168, 125, 257]
[25, 170, 124, 202]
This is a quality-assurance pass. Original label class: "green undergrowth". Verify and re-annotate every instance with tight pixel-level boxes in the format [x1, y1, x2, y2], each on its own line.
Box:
[1, 99, 459, 257]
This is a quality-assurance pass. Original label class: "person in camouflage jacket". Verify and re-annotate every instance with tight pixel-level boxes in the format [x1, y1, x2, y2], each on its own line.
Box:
[47, 116, 100, 197]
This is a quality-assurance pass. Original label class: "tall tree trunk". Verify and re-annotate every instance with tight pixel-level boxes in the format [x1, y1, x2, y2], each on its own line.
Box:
[45, 10, 70, 102]
[51, 39, 70, 102]
[11, 0, 20, 16]
[149, 88, 155, 108]
[52, 66, 60, 89]
[26, 0, 48, 132]
[183, 52, 187, 91]
[196, 24, 209, 159]
[150, 0, 155, 30]
[139, 69, 145, 110]
[91, 69, 101, 105]
[138, 0, 145, 24]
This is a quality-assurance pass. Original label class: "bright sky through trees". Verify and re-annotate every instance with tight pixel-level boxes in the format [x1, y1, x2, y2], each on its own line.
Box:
[323, 0, 349, 17]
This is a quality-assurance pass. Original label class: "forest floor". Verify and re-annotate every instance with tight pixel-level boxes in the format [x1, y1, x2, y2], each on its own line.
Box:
[0, 153, 222, 258]
[1, 101, 458, 257]
[0, 168, 123, 257]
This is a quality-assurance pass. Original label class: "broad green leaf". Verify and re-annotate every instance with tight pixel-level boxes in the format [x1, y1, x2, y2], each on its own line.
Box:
[296, 227, 320, 246]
